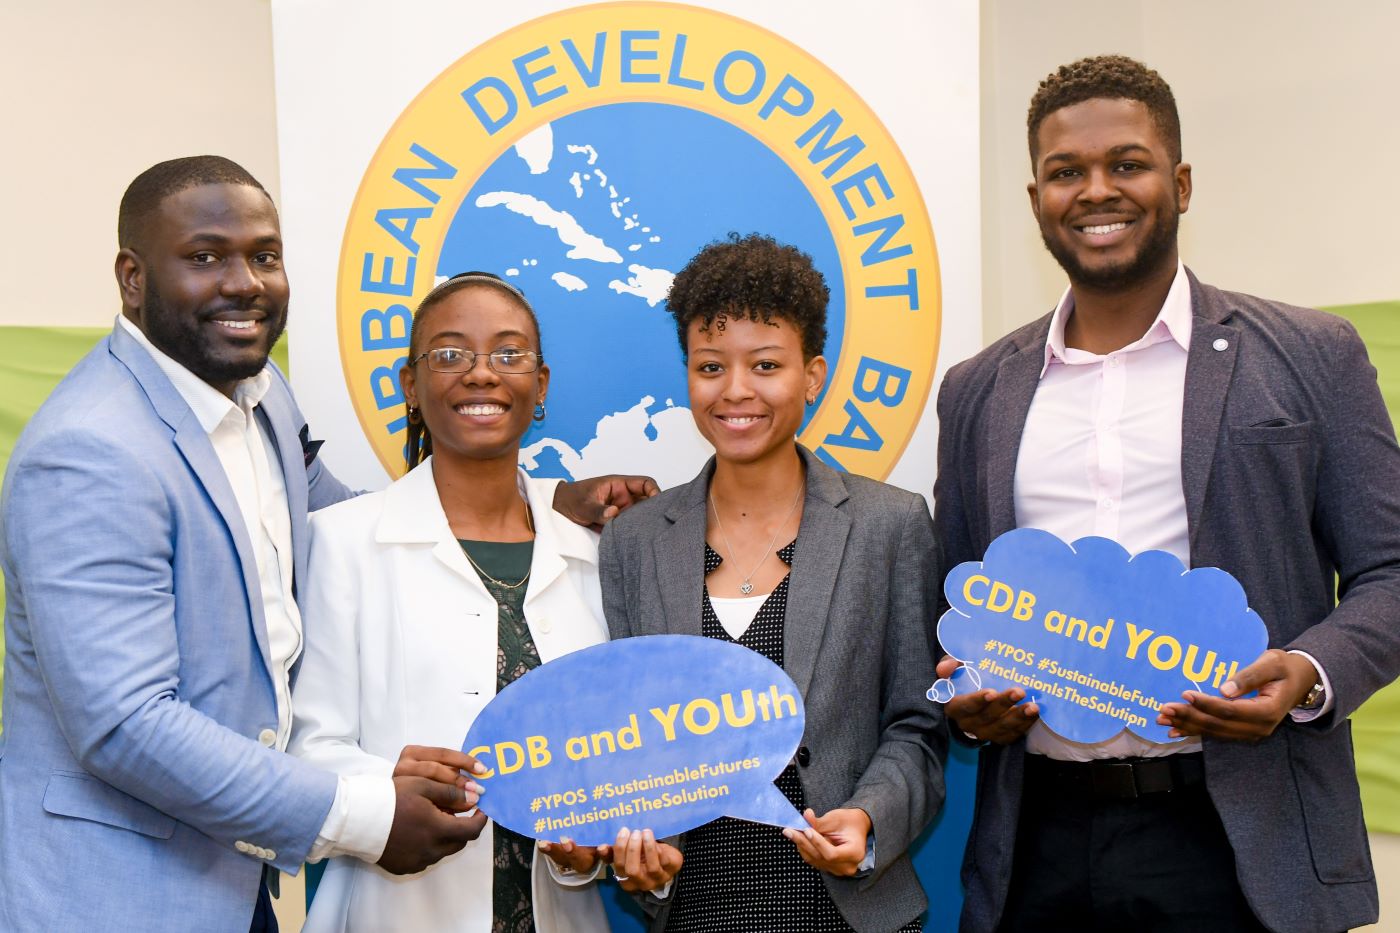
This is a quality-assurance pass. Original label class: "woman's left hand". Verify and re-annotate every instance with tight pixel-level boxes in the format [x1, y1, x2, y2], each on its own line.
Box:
[783, 807, 871, 877]
[392, 745, 487, 808]
[538, 837, 602, 874]
[597, 827, 683, 892]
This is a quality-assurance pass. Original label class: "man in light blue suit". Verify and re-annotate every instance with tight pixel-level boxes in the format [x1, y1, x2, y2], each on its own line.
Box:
[0, 158, 490, 931]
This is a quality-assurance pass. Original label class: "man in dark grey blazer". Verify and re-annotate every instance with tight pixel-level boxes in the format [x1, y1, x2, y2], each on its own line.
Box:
[934, 56, 1400, 932]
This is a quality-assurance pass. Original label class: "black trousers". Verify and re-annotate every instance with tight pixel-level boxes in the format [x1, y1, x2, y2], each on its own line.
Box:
[250, 881, 279, 933]
[997, 763, 1268, 933]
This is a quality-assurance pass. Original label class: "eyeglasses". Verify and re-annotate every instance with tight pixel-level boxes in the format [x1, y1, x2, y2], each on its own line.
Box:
[410, 346, 543, 374]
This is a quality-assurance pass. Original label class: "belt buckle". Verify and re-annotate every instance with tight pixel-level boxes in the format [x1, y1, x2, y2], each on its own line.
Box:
[1090, 762, 1139, 799]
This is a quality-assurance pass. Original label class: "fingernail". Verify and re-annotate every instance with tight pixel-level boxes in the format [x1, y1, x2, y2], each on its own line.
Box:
[466, 781, 484, 795]
[1222, 681, 1239, 697]
[538, 841, 551, 851]
[643, 829, 654, 842]
[471, 761, 488, 775]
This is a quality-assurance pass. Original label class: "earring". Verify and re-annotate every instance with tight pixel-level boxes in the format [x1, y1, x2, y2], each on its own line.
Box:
[533, 400, 547, 423]
[407, 406, 422, 425]
[805, 395, 816, 407]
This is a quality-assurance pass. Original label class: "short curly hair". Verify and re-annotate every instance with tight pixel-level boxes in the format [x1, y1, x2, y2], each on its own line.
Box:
[1027, 55, 1181, 166]
[666, 233, 829, 360]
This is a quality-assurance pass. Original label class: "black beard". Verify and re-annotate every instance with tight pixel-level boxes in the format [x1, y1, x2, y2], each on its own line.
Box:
[1041, 209, 1179, 292]
[141, 276, 286, 385]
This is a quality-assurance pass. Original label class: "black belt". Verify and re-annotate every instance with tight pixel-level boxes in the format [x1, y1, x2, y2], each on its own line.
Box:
[1025, 752, 1206, 800]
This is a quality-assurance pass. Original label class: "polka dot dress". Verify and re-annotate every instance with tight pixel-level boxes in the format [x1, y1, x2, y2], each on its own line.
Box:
[665, 542, 922, 933]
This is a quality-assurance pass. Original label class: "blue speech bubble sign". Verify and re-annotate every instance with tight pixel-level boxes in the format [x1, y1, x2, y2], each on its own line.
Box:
[928, 528, 1270, 744]
[462, 634, 807, 844]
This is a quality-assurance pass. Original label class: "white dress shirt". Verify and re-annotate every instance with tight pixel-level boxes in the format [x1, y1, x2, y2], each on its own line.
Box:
[118, 315, 393, 861]
[1011, 266, 1330, 762]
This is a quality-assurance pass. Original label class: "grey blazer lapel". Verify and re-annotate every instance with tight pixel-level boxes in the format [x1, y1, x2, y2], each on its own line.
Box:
[655, 464, 712, 636]
[985, 320, 1051, 541]
[109, 324, 277, 680]
[783, 448, 851, 698]
[1181, 273, 1239, 555]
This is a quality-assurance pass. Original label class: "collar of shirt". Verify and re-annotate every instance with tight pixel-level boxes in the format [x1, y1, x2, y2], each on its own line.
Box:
[117, 314, 272, 432]
[1040, 262, 1193, 377]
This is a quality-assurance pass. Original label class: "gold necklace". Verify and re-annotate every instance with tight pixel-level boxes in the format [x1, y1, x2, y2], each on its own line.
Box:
[461, 498, 535, 590]
[709, 483, 804, 595]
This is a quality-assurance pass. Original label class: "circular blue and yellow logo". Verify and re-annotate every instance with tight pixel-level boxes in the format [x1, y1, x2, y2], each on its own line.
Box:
[338, 2, 940, 484]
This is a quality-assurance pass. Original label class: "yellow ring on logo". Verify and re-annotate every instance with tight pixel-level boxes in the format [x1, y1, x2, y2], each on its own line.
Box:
[338, 1, 940, 479]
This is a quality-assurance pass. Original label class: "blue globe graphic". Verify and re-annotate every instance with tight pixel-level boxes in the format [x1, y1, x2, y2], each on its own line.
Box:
[438, 102, 845, 488]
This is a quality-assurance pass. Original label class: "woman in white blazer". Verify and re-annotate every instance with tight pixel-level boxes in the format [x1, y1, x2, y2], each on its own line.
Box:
[289, 272, 610, 932]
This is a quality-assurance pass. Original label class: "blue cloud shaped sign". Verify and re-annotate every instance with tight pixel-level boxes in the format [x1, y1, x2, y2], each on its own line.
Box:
[463, 635, 807, 845]
[928, 528, 1269, 744]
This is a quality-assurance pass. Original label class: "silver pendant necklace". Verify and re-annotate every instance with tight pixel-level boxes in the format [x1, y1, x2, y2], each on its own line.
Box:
[460, 497, 536, 590]
[709, 483, 804, 595]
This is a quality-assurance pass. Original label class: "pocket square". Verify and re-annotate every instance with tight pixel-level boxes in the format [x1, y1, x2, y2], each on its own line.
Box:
[299, 424, 325, 468]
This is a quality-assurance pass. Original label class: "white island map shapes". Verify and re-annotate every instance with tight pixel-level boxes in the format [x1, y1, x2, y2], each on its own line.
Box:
[474, 121, 705, 487]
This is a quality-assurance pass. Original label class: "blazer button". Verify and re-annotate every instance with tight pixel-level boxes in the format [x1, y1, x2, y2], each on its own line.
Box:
[538, 617, 553, 634]
[796, 746, 811, 767]
[257, 728, 277, 747]
[235, 841, 252, 854]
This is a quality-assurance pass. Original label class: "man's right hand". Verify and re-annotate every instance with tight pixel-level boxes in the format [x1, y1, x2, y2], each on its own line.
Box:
[934, 656, 1039, 745]
[377, 775, 486, 875]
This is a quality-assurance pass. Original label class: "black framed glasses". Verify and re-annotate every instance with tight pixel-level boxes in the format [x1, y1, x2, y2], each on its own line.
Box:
[410, 347, 543, 374]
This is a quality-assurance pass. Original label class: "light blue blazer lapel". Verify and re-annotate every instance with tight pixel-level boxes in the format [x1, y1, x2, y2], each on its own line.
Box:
[108, 323, 277, 683]
[984, 320, 1050, 542]
[783, 447, 851, 698]
[1181, 271, 1240, 558]
[255, 379, 310, 592]
[655, 463, 713, 636]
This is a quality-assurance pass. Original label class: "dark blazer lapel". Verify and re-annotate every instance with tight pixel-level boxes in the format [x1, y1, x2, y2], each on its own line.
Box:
[655, 462, 713, 636]
[1181, 272, 1240, 556]
[984, 319, 1051, 543]
[783, 448, 852, 698]
[109, 324, 276, 678]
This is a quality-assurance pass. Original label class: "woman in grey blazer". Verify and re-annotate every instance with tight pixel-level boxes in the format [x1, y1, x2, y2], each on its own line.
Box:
[599, 234, 948, 932]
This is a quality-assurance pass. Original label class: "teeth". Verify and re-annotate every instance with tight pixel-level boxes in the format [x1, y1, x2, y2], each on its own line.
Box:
[216, 320, 257, 330]
[1081, 222, 1129, 235]
[724, 416, 761, 424]
[457, 404, 506, 416]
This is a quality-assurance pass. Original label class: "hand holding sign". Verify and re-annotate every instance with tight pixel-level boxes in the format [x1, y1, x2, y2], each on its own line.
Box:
[1157, 647, 1321, 741]
[463, 635, 807, 847]
[929, 529, 1269, 744]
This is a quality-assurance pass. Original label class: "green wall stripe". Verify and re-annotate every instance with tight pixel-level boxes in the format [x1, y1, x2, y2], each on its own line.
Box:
[1325, 301, 1400, 833]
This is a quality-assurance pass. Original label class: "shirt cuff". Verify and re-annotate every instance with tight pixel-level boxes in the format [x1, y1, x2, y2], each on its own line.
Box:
[308, 774, 397, 863]
[1286, 650, 1334, 722]
[543, 852, 605, 887]
[853, 831, 876, 878]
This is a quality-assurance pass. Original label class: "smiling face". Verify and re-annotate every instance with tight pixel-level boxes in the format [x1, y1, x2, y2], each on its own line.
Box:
[686, 312, 826, 467]
[1029, 97, 1191, 292]
[117, 183, 289, 395]
[400, 284, 548, 466]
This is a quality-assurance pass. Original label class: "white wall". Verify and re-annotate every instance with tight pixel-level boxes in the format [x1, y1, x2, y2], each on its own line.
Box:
[980, 0, 1400, 341]
[0, 0, 281, 328]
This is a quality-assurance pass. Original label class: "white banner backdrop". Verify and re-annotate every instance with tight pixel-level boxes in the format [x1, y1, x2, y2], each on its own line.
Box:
[271, 0, 980, 498]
